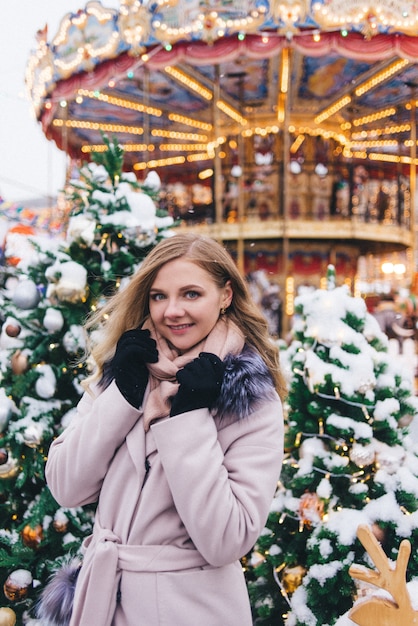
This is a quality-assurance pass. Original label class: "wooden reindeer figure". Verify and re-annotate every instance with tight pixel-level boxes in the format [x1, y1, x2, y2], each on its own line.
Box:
[348, 524, 418, 625]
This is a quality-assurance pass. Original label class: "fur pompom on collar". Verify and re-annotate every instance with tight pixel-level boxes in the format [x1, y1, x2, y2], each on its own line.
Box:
[214, 347, 277, 421]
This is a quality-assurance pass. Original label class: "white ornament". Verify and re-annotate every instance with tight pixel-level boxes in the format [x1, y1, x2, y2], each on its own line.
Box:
[35, 364, 56, 399]
[43, 308, 64, 332]
[23, 423, 43, 448]
[12, 280, 40, 309]
[349, 442, 375, 467]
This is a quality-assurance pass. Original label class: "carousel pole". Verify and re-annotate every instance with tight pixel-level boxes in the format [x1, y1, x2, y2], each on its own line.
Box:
[236, 73, 246, 274]
[143, 65, 150, 174]
[213, 65, 223, 239]
[410, 90, 417, 275]
[281, 46, 292, 336]
[61, 102, 72, 191]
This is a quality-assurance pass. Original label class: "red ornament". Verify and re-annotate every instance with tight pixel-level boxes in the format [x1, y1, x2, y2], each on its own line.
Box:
[5, 324, 21, 338]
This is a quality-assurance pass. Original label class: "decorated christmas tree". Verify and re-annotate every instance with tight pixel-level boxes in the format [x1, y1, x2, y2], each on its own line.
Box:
[0, 137, 174, 624]
[246, 267, 418, 626]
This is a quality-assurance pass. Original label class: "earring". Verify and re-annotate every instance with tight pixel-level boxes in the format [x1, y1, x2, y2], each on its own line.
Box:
[220, 306, 227, 315]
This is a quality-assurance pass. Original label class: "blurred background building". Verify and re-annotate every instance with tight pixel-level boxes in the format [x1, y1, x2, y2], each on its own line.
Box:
[22, 0, 418, 333]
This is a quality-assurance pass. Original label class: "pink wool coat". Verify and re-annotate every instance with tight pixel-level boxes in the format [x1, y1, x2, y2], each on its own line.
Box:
[46, 358, 283, 626]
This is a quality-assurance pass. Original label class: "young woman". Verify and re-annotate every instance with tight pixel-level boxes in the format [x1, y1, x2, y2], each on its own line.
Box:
[41, 233, 285, 626]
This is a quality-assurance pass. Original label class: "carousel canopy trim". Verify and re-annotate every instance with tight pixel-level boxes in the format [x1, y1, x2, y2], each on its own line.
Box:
[25, 1, 418, 174]
[26, 0, 418, 119]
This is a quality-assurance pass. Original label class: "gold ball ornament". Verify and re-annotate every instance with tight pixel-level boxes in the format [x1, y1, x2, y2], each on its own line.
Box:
[53, 511, 69, 533]
[0, 456, 18, 480]
[0, 607, 16, 625]
[10, 350, 29, 375]
[281, 564, 307, 594]
[55, 283, 87, 303]
[21, 524, 43, 549]
[298, 492, 324, 528]
[3, 569, 32, 601]
[52, 519, 68, 533]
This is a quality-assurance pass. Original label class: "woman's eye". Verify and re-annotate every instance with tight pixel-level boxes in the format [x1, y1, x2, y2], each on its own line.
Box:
[185, 290, 200, 299]
[150, 293, 165, 301]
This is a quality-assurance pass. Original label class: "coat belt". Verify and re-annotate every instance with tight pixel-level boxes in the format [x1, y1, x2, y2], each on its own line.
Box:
[70, 524, 208, 626]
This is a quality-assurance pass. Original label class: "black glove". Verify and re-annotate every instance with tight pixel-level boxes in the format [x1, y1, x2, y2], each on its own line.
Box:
[170, 352, 225, 417]
[111, 328, 158, 408]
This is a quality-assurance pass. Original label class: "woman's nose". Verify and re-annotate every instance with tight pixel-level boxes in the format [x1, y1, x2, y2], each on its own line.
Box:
[164, 298, 184, 317]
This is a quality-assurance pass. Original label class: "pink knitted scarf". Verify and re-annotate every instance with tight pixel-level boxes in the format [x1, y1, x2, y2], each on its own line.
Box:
[141, 316, 244, 431]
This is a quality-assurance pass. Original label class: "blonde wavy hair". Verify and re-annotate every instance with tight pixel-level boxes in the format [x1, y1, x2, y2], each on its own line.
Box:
[82, 232, 287, 400]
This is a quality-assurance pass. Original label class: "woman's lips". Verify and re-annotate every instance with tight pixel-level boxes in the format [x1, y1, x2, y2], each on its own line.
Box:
[168, 323, 193, 333]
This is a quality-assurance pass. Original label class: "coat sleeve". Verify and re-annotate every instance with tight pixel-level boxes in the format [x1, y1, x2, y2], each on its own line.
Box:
[151, 396, 283, 567]
[45, 381, 141, 508]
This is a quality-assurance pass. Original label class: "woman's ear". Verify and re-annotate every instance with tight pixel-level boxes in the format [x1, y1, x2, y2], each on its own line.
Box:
[222, 280, 233, 309]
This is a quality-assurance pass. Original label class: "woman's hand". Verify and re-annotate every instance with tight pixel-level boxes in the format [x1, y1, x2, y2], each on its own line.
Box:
[111, 328, 158, 408]
[170, 352, 225, 416]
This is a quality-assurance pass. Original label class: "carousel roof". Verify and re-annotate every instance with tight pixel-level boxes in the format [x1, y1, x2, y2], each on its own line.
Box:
[26, 0, 418, 179]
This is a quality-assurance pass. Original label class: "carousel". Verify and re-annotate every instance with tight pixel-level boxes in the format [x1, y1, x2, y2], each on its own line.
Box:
[25, 0, 418, 326]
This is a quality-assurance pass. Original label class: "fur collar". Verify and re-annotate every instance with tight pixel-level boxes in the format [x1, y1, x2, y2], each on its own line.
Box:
[214, 346, 277, 421]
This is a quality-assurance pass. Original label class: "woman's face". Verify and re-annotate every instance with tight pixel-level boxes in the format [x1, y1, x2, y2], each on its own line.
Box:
[149, 258, 233, 352]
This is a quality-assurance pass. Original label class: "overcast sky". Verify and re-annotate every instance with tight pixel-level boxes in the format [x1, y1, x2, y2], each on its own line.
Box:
[0, 1, 118, 205]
